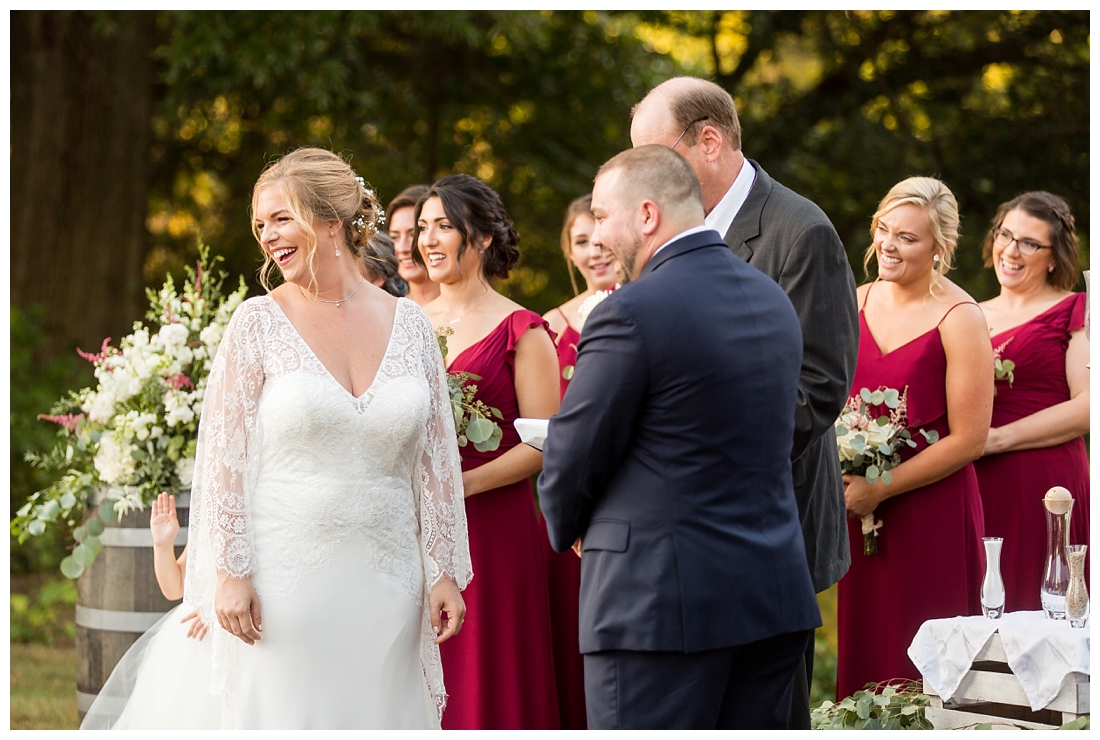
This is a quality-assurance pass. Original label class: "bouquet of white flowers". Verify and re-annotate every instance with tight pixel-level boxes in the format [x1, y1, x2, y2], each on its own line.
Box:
[834, 385, 938, 555]
[12, 245, 248, 578]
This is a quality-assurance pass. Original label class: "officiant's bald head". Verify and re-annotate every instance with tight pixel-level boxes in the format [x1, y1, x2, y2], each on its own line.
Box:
[590, 145, 705, 279]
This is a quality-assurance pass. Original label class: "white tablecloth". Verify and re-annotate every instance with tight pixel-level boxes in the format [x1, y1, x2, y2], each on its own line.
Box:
[908, 611, 1090, 710]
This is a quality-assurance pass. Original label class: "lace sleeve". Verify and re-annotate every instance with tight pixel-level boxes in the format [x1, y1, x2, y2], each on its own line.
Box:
[410, 305, 473, 592]
[189, 299, 266, 583]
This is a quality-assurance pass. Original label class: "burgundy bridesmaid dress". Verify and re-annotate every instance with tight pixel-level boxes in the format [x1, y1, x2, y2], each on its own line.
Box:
[439, 309, 561, 729]
[536, 307, 587, 729]
[836, 296, 986, 700]
[974, 293, 1089, 611]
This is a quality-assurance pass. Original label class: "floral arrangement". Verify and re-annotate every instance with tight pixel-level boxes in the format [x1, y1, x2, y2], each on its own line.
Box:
[992, 337, 1015, 393]
[834, 386, 939, 555]
[435, 326, 503, 452]
[562, 284, 619, 381]
[12, 245, 248, 579]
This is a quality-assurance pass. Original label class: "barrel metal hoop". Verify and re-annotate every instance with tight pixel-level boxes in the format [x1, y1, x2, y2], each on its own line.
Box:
[75, 605, 166, 633]
[99, 527, 188, 547]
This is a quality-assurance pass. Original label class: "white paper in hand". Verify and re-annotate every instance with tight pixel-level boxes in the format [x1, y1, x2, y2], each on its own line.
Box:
[514, 418, 549, 451]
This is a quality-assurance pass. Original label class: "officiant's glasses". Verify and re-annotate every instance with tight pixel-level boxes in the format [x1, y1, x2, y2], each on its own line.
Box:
[993, 228, 1052, 256]
[672, 116, 709, 150]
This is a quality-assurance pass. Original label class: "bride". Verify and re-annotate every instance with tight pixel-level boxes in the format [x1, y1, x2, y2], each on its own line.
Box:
[81, 147, 472, 730]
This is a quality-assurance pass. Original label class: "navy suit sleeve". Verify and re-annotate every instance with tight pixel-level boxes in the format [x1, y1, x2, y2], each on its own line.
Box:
[537, 298, 648, 553]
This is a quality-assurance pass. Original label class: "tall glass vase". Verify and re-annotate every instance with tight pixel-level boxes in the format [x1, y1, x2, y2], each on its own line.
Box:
[1041, 487, 1074, 619]
[981, 537, 1005, 618]
[1066, 545, 1089, 627]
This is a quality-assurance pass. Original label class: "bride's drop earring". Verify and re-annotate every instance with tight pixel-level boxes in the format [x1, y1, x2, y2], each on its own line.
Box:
[333, 233, 341, 257]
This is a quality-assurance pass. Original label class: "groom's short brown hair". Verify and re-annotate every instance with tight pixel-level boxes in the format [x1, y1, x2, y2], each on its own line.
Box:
[596, 145, 703, 217]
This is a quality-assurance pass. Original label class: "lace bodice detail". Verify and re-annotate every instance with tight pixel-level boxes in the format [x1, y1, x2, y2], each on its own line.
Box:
[183, 295, 471, 723]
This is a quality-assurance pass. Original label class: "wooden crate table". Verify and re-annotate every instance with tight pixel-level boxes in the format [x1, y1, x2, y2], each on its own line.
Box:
[909, 612, 1090, 730]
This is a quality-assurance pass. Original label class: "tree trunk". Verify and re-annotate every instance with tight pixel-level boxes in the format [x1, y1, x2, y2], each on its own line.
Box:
[11, 10, 155, 357]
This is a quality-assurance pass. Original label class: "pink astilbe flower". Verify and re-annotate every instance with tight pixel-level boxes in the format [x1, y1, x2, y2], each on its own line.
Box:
[38, 413, 85, 432]
[76, 338, 112, 364]
[165, 373, 196, 391]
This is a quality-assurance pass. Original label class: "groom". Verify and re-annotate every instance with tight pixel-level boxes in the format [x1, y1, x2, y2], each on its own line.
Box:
[538, 145, 821, 729]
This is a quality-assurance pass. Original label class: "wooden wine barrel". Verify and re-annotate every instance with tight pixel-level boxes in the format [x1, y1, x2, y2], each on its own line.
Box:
[75, 488, 188, 719]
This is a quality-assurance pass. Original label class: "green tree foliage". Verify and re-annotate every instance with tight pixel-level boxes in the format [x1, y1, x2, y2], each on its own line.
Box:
[146, 10, 674, 313]
[633, 10, 1089, 298]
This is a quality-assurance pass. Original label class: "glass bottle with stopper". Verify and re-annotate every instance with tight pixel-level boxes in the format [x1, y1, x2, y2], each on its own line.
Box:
[1041, 486, 1074, 620]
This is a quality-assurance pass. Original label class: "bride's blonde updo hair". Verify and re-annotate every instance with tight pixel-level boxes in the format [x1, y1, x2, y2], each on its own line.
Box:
[864, 176, 960, 283]
[251, 147, 385, 291]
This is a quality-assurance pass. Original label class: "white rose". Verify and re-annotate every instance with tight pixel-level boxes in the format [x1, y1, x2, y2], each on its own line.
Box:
[837, 430, 860, 462]
[866, 421, 894, 448]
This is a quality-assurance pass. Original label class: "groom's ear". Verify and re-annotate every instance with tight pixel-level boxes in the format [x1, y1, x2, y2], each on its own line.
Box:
[638, 200, 661, 237]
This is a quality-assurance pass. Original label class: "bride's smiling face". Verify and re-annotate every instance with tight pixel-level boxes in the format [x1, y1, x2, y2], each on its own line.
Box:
[254, 185, 335, 287]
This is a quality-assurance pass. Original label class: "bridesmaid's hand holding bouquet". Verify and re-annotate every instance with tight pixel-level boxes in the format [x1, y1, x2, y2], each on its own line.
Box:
[834, 386, 938, 554]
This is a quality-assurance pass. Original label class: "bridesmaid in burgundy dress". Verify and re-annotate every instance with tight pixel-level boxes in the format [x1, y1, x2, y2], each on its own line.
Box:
[837, 178, 993, 700]
[414, 174, 562, 729]
[974, 192, 1090, 611]
[540, 194, 619, 729]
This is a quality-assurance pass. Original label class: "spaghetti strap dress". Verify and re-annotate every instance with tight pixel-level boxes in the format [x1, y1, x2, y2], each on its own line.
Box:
[537, 306, 587, 729]
[836, 294, 986, 700]
[974, 293, 1089, 611]
[439, 309, 561, 729]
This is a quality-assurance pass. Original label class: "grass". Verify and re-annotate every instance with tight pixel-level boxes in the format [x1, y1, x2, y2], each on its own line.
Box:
[10, 643, 79, 730]
[10, 574, 79, 730]
[812, 584, 839, 707]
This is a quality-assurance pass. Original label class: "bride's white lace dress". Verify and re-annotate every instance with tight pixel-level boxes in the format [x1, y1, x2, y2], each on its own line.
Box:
[81, 296, 472, 730]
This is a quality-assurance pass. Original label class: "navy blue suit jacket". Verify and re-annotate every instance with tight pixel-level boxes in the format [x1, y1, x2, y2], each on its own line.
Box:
[538, 229, 821, 654]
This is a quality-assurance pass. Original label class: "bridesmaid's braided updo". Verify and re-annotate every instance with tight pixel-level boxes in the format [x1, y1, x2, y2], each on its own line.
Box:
[411, 174, 520, 281]
[251, 147, 385, 291]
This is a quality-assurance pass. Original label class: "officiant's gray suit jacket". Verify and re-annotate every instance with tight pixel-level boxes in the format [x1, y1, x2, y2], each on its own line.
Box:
[725, 161, 859, 592]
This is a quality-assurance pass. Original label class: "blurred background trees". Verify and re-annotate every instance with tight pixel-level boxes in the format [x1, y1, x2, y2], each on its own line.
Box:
[10, 9, 1090, 570]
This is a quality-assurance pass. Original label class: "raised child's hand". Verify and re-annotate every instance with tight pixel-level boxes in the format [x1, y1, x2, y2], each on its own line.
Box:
[149, 492, 180, 548]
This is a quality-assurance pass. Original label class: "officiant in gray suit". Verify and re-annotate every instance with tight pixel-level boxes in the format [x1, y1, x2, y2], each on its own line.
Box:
[630, 76, 859, 729]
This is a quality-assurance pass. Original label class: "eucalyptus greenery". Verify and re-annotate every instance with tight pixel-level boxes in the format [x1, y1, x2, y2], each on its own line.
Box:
[811, 682, 932, 730]
[435, 326, 504, 452]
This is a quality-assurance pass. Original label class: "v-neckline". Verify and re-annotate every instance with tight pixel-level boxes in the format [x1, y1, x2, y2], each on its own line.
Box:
[860, 310, 940, 358]
[443, 309, 524, 372]
[266, 295, 403, 402]
[988, 293, 1077, 341]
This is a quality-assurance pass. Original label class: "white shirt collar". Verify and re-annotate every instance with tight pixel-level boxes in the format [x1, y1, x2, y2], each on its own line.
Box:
[704, 160, 756, 239]
[651, 224, 719, 259]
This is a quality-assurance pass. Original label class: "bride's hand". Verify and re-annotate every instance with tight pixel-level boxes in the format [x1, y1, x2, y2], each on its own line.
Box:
[215, 575, 263, 645]
[429, 577, 465, 645]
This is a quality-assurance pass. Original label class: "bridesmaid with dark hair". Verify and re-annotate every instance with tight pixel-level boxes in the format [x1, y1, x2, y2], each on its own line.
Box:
[974, 192, 1090, 610]
[837, 177, 992, 700]
[536, 193, 619, 730]
[414, 174, 562, 729]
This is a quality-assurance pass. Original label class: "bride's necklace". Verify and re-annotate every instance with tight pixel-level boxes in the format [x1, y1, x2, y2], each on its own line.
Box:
[445, 289, 491, 325]
[297, 278, 366, 308]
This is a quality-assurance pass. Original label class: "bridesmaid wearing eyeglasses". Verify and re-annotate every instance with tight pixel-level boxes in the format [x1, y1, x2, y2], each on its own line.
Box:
[974, 192, 1090, 611]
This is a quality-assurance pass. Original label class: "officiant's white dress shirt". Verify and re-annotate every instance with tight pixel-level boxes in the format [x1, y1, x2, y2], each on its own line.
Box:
[704, 159, 756, 238]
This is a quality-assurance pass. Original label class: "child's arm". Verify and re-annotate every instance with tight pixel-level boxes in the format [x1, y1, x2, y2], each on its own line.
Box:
[150, 492, 185, 601]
